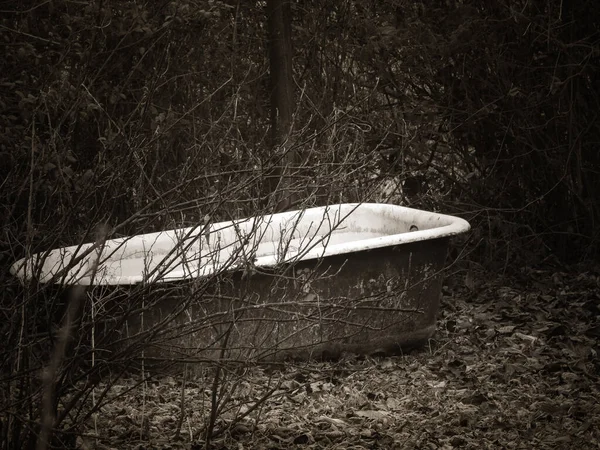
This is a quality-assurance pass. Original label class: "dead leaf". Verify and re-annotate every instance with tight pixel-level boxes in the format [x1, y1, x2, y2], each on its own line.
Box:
[514, 332, 537, 344]
[498, 325, 516, 334]
[354, 410, 389, 420]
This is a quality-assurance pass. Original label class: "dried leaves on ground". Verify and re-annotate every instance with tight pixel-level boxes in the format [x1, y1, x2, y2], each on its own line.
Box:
[79, 266, 600, 450]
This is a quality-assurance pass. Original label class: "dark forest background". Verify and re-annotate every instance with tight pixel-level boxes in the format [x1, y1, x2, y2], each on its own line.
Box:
[2, 0, 598, 267]
[1, 0, 599, 448]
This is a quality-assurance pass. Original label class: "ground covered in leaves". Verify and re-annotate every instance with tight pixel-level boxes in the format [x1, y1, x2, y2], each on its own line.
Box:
[80, 266, 600, 449]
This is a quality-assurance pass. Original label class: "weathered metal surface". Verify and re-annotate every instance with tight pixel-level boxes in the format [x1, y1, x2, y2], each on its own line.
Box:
[128, 237, 449, 362]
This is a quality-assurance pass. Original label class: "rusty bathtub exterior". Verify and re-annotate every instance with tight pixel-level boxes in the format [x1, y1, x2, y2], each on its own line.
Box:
[11, 203, 470, 361]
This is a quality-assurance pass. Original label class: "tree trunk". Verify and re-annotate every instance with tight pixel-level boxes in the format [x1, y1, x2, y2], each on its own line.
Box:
[266, 0, 298, 211]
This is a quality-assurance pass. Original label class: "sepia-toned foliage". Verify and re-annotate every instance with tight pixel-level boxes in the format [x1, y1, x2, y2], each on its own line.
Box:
[1, 0, 598, 447]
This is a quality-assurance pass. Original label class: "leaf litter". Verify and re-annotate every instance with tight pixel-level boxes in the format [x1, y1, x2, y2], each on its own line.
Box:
[79, 265, 600, 449]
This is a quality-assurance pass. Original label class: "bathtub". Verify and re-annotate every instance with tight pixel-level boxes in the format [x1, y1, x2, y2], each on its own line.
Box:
[10, 203, 470, 361]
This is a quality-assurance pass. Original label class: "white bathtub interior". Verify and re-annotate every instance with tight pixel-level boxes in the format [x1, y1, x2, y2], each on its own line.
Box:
[11, 204, 470, 285]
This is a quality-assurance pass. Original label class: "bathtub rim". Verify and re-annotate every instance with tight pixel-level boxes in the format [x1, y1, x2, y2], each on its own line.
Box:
[10, 203, 470, 286]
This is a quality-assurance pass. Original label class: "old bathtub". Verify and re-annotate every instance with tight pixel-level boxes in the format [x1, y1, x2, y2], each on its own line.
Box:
[11, 203, 470, 361]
